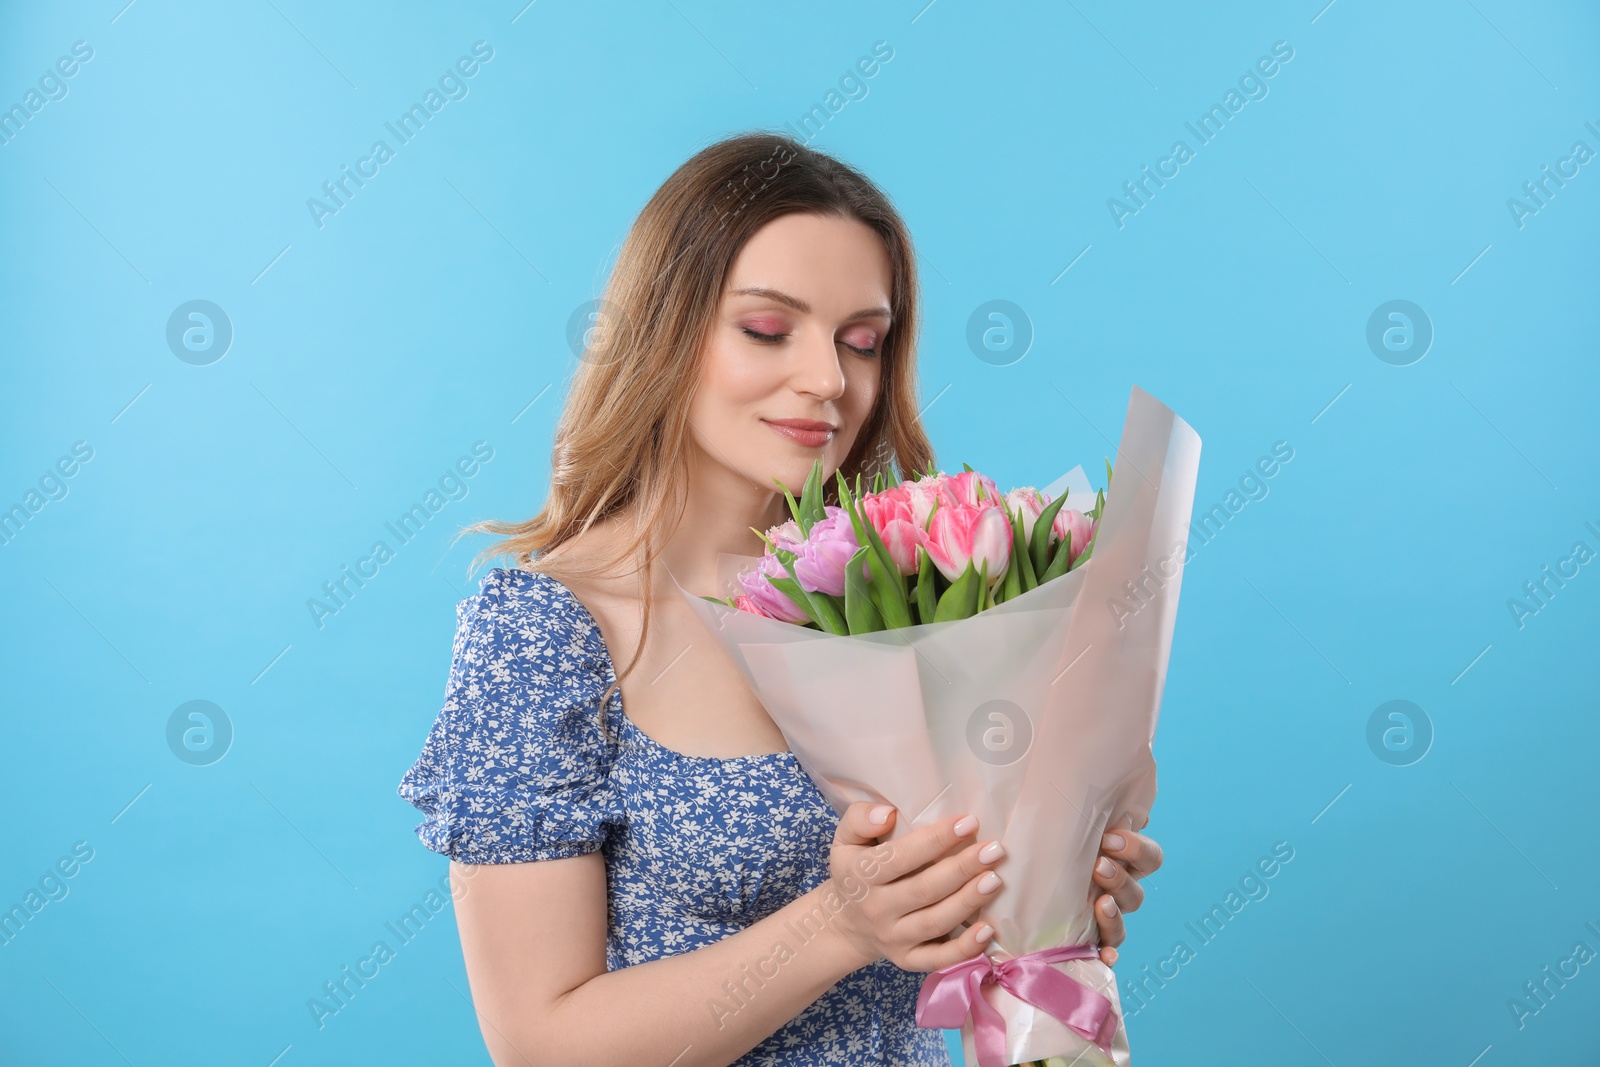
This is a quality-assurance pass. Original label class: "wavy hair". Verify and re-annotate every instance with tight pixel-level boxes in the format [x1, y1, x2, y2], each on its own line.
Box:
[460, 130, 934, 733]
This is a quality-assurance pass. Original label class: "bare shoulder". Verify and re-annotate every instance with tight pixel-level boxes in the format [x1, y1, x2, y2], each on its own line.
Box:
[533, 529, 645, 645]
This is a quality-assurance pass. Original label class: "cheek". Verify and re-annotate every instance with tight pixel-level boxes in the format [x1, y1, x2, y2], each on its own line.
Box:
[847, 362, 882, 417]
[831, 364, 880, 454]
[693, 337, 778, 418]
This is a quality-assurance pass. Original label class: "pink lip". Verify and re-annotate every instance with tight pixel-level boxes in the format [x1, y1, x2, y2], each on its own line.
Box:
[763, 418, 835, 447]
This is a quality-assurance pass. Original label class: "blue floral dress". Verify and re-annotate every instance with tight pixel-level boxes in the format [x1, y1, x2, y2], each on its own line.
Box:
[398, 565, 952, 1066]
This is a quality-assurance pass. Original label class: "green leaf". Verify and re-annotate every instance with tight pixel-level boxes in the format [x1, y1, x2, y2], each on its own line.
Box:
[844, 546, 885, 633]
[835, 473, 869, 547]
[999, 539, 1022, 603]
[1011, 508, 1038, 592]
[1070, 518, 1101, 571]
[776, 480, 807, 536]
[861, 530, 912, 627]
[1069, 537, 1095, 570]
[814, 590, 847, 627]
[916, 544, 938, 625]
[777, 550, 848, 635]
[833, 470, 848, 512]
[770, 548, 817, 623]
[767, 575, 818, 625]
[799, 458, 827, 531]
[882, 463, 901, 489]
[1030, 491, 1070, 576]
[836, 470, 913, 628]
[933, 559, 982, 622]
[1105, 456, 1114, 490]
[962, 461, 975, 473]
[835, 470, 866, 542]
[1038, 535, 1074, 583]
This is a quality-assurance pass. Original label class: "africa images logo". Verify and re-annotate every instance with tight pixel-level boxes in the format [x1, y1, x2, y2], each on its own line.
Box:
[1106, 40, 1295, 229]
[306, 41, 495, 229]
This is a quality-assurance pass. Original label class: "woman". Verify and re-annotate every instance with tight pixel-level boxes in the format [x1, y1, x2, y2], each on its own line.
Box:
[398, 132, 1163, 1066]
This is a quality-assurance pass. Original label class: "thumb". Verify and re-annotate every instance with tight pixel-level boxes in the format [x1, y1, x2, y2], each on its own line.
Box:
[835, 801, 896, 847]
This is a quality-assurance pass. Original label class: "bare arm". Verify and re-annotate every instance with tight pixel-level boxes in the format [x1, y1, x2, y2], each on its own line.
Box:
[453, 853, 866, 1067]
[451, 803, 1005, 1067]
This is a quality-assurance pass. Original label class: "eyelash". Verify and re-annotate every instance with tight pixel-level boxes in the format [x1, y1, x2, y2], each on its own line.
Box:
[742, 326, 879, 357]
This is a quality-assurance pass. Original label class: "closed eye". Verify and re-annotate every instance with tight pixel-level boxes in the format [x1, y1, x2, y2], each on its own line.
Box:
[741, 326, 878, 357]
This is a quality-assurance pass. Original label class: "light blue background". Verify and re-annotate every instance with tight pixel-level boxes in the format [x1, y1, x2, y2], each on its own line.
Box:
[3, 1, 1597, 1064]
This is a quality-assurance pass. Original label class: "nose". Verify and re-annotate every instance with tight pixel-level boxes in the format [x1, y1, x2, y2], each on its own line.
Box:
[792, 329, 847, 401]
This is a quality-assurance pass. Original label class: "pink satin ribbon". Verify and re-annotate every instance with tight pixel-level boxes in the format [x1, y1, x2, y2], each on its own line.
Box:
[914, 942, 1118, 1067]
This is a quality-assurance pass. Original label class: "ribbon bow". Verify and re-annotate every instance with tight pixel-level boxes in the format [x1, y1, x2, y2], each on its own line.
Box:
[914, 942, 1118, 1067]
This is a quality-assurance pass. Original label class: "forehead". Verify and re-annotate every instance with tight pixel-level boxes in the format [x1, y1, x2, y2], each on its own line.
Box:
[725, 214, 893, 312]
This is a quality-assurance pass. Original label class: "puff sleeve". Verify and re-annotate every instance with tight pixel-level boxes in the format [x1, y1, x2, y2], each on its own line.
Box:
[397, 568, 624, 863]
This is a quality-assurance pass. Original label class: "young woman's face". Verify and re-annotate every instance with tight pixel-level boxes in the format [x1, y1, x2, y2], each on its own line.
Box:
[688, 211, 893, 499]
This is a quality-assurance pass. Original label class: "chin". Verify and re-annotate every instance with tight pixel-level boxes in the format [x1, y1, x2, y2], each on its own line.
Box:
[755, 451, 840, 496]
[763, 459, 817, 495]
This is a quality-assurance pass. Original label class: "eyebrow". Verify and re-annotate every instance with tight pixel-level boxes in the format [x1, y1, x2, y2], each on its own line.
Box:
[728, 286, 892, 323]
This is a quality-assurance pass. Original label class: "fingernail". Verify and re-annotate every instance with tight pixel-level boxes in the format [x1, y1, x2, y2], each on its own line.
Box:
[977, 841, 1005, 864]
[1096, 857, 1116, 878]
[869, 804, 893, 825]
[1102, 833, 1124, 852]
[1101, 895, 1119, 916]
[977, 871, 1002, 894]
[953, 814, 978, 836]
[974, 923, 994, 943]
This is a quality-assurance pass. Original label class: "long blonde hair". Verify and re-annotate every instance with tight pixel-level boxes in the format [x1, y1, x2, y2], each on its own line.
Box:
[462, 130, 935, 730]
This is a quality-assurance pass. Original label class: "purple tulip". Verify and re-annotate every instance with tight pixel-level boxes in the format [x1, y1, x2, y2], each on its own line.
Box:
[764, 517, 803, 554]
[792, 506, 862, 597]
[737, 553, 811, 624]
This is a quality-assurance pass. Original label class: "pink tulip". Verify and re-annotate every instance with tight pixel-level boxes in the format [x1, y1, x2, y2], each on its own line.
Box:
[924, 502, 1012, 586]
[733, 593, 772, 618]
[791, 506, 862, 597]
[875, 518, 925, 576]
[940, 470, 1002, 508]
[764, 517, 802, 554]
[861, 485, 914, 530]
[904, 474, 948, 529]
[737, 554, 811, 623]
[861, 487, 923, 575]
[1003, 487, 1047, 540]
[1052, 508, 1094, 565]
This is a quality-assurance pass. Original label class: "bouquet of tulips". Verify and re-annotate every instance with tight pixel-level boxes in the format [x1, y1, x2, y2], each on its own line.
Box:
[682, 387, 1201, 1067]
[714, 460, 1110, 631]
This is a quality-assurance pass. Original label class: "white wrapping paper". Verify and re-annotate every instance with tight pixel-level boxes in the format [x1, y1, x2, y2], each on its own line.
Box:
[679, 386, 1201, 1066]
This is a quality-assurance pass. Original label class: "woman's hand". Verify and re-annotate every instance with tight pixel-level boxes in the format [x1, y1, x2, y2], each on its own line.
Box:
[1091, 821, 1163, 968]
[824, 802, 1007, 974]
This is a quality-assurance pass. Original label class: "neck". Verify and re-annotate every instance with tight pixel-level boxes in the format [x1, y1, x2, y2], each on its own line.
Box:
[655, 456, 791, 598]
